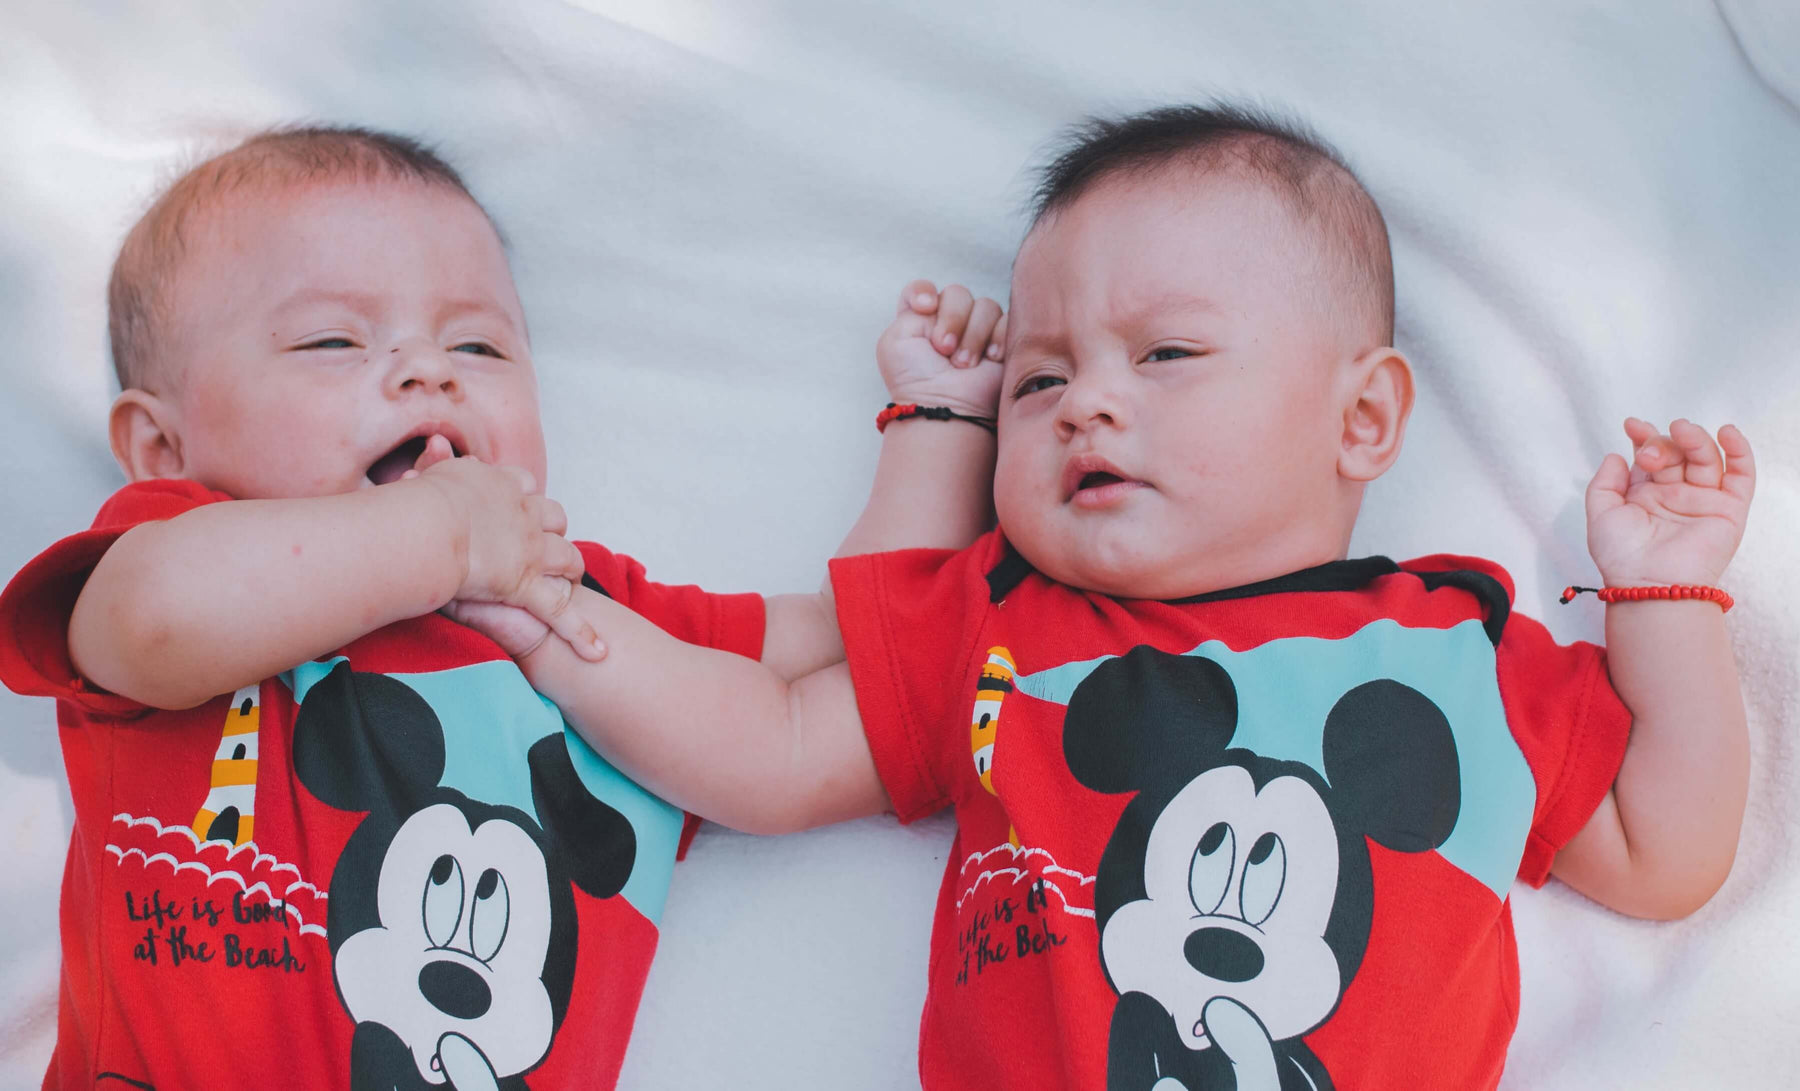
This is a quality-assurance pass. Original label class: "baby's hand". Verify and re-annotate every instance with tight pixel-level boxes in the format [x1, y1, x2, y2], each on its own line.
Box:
[404, 435, 604, 660]
[1585, 418, 1755, 588]
[876, 279, 1006, 420]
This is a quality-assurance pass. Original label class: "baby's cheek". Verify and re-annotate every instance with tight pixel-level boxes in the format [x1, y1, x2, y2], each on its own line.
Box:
[991, 460, 1047, 546]
[491, 399, 548, 487]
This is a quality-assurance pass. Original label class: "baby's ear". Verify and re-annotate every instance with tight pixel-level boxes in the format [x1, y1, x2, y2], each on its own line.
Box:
[1337, 346, 1413, 483]
[108, 389, 185, 482]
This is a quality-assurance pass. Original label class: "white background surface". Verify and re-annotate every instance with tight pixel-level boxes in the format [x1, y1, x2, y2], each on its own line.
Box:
[2, 1, 1797, 1086]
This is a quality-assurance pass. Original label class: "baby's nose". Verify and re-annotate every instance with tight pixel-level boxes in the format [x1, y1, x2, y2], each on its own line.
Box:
[387, 341, 462, 397]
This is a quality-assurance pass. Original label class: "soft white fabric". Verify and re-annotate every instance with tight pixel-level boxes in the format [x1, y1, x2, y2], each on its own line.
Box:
[2, 1, 1795, 1086]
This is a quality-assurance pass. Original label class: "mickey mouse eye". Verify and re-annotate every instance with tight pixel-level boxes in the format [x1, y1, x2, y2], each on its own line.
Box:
[1189, 822, 1235, 915]
[1239, 832, 1286, 928]
[469, 868, 510, 963]
[422, 854, 465, 948]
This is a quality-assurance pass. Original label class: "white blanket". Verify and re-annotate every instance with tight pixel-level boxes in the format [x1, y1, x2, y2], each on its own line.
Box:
[2, 1, 1795, 1086]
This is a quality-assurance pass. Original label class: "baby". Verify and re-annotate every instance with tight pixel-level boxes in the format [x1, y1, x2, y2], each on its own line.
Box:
[0, 126, 1003, 1089]
[468, 105, 1756, 1089]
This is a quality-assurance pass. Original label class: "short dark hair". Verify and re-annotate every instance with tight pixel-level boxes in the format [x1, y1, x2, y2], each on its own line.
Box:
[1030, 103, 1395, 345]
[107, 125, 491, 392]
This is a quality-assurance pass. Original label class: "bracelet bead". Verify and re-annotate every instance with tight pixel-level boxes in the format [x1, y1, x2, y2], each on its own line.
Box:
[1558, 584, 1733, 612]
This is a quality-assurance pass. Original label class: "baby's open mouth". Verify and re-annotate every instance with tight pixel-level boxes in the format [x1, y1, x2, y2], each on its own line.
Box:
[1078, 471, 1125, 491]
[366, 434, 462, 486]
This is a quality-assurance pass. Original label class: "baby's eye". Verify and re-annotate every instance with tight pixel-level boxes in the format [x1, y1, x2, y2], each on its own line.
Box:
[451, 342, 504, 358]
[1145, 346, 1197, 363]
[1012, 374, 1065, 399]
[297, 337, 357, 351]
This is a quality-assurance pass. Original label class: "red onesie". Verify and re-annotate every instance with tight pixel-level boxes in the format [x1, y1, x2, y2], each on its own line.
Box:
[0, 479, 763, 1091]
[831, 530, 1631, 1090]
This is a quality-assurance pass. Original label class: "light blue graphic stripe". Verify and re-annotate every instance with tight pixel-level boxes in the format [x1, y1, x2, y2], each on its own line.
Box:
[1013, 620, 1534, 899]
[284, 658, 681, 923]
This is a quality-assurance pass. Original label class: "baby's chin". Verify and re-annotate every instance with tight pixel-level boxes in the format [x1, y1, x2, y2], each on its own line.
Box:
[1002, 521, 1199, 600]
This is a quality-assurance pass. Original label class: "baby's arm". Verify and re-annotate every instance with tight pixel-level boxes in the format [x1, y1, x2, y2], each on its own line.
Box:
[527, 583, 882, 833]
[758, 280, 1003, 679]
[68, 456, 598, 710]
[451, 281, 1005, 826]
[1550, 419, 1755, 919]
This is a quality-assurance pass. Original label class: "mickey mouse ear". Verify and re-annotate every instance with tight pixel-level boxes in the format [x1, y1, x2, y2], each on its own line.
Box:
[1321, 679, 1460, 853]
[293, 662, 446, 817]
[528, 734, 636, 900]
[1063, 645, 1239, 795]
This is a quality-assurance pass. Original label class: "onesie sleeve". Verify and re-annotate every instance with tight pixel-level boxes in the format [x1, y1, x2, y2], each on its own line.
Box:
[0, 478, 229, 717]
[1497, 610, 1633, 887]
[573, 541, 765, 662]
[828, 535, 996, 823]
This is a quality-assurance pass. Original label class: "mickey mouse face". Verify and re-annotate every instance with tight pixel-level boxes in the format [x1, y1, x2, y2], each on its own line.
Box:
[336, 803, 556, 1082]
[1101, 764, 1343, 1049]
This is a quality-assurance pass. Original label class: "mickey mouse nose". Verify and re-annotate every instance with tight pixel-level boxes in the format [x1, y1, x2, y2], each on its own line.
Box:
[419, 959, 492, 1019]
[1184, 926, 1264, 983]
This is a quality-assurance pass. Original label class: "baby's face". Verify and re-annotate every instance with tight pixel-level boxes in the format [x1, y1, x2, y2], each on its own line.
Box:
[158, 179, 546, 499]
[995, 172, 1361, 599]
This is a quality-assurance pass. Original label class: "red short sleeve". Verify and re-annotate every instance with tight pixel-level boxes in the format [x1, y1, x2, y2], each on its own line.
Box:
[828, 536, 996, 823]
[0, 479, 227, 717]
[1499, 610, 1633, 887]
[573, 541, 764, 661]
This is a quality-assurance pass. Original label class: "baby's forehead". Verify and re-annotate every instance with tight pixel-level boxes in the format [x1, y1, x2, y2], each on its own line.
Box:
[1010, 159, 1388, 348]
[1011, 171, 1308, 303]
[156, 178, 520, 370]
[1024, 160, 1317, 262]
[185, 173, 484, 248]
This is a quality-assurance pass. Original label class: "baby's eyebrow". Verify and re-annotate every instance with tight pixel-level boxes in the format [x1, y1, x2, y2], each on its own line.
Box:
[1007, 331, 1065, 360]
[273, 288, 386, 316]
[1116, 291, 1221, 324]
[436, 298, 522, 332]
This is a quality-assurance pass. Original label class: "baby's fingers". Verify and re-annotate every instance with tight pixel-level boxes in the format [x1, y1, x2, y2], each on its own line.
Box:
[413, 433, 457, 473]
[519, 575, 607, 662]
[931, 285, 974, 357]
[954, 298, 1003, 368]
[401, 433, 460, 480]
[541, 532, 586, 584]
[1668, 419, 1724, 489]
[987, 312, 1008, 360]
[1624, 418, 1685, 485]
[443, 600, 552, 659]
[1585, 452, 1630, 522]
[1719, 424, 1756, 503]
[898, 279, 939, 317]
[531, 494, 569, 537]
[500, 464, 540, 496]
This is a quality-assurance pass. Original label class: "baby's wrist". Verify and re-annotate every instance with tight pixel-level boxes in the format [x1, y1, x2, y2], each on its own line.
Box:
[396, 475, 475, 605]
[882, 387, 996, 422]
[1595, 569, 1726, 591]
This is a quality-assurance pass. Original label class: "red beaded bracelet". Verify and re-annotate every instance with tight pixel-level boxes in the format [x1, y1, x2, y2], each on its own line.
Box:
[876, 402, 997, 435]
[1559, 584, 1733, 612]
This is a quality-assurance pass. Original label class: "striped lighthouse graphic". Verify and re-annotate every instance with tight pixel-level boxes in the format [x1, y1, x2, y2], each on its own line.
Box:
[969, 647, 1019, 847]
[192, 683, 261, 845]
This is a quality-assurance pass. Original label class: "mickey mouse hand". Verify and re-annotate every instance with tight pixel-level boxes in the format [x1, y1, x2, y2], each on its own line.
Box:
[436, 1031, 501, 1091]
[1202, 996, 1280, 1091]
